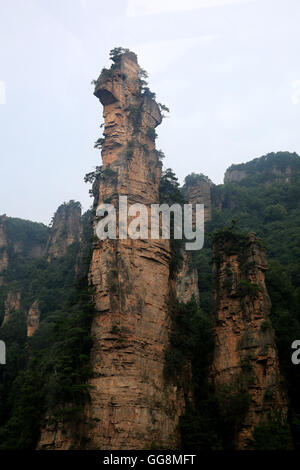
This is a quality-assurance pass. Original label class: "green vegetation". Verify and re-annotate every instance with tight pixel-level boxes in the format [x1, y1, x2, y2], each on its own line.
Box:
[146, 126, 157, 141]
[226, 151, 300, 182]
[155, 149, 165, 161]
[84, 165, 102, 185]
[0, 211, 94, 449]
[159, 168, 186, 275]
[94, 137, 105, 149]
[84, 165, 117, 195]
[184, 172, 213, 187]
[251, 413, 291, 450]
[181, 152, 300, 450]
[167, 298, 251, 450]
[109, 47, 130, 63]
[1, 149, 300, 450]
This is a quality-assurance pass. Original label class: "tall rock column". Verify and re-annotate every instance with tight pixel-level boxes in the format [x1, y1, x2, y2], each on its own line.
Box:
[46, 201, 81, 261]
[2, 291, 21, 325]
[210, 231, 288, 448]
[26, 300, 40, 337]
[86, 51, 186, 450]
[182, 175, 212, 223]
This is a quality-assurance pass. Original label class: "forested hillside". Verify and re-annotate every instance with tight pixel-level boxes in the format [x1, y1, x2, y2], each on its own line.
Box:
[0, 206, 94, 449]
[0, 152, 299, 450]
[183, 152, 300, 449]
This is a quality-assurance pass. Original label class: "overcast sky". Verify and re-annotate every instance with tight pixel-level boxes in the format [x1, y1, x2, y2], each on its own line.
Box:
[0, 0, 299, 224]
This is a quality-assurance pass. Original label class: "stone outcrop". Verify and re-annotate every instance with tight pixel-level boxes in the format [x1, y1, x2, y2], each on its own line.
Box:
[176, 252, 199, 304]
[46, 201, 81, 261]
[224, 168, 247, 184]
[81, 50, 189, 450]
[26, 300, 40, 337]
[183, 175, 212, 222]
[38, 409, 79, 450]
[37, 50, 198, 451]
[224, 152, 300, 185]
[224, 165, 297, 185]
[36, 51, 196, 451]
[2, 290, 21, 325]
[210, 231, 288, 449]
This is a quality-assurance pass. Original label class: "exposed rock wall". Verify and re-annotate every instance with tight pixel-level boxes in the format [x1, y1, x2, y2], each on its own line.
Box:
[183, 178, 212, 223]
[223, 166, 296, 184]
[27, 300, 40, 337]
[2, 290, 21, 325]
[37, 51, 198, 451]
[38, 409, 79, 450]
[176, 251, 199, 304]
[46, 202, 81, 261]
[224, 168, 247, 184]
[85, 51, 187, 450]
[224, 152, 300, 185]
[210, 232, 288, 449]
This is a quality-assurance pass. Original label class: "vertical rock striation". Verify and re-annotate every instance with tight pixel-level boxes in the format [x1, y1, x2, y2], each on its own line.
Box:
[182, 176, 212, 223]
[224, 152, 300, 185]
[46, 201, 81, 261]
[26, 300, 40, 337]
[210, 231, 288, 448]
[85, 51, 187, 450]
[176, 252, 199, 304]
[2, 290, 21, 325]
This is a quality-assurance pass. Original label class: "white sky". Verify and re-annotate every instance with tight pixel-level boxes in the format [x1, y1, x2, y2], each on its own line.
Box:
[0, 0, 299, 224]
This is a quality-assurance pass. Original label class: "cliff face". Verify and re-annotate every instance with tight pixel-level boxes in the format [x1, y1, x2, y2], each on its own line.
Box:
[84, 51, 189, 450]
[183, 177, 212, 222]
[26, 300, 40, 337]
[2, 290, 21, 325]
[210, 232, 288, 449]
[224, 166, 296, 184]
[46, 201, 81, 261]
[176, 252, 199, 304]
[224, 168, 247, 184]
[224, 152, 300, 185]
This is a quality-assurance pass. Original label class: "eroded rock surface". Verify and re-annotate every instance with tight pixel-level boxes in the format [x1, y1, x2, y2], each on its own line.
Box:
[27, 300, 40, 337]
[86, 51, 187, 450]
[183, 176, 212, 222]
[210, 231, 288, 449]
[37, 51, 194, 450]
[46, 201, 81, 261]
[2, 290, 21, 325]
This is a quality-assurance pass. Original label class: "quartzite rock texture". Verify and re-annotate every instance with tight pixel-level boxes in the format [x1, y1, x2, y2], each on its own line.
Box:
[46, 201, 81, 261]
[210, 231, 288, 449]
[85, 51, 188, 450]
